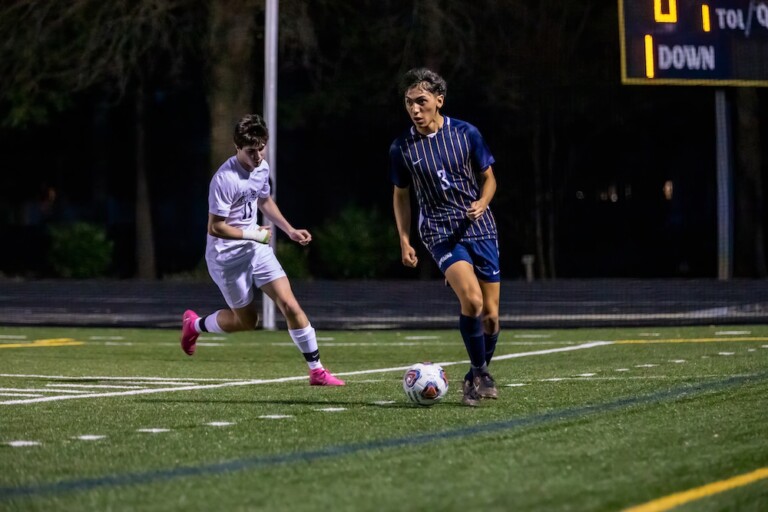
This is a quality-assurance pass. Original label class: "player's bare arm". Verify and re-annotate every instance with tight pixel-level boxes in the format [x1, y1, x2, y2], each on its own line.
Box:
[258, 196, 312, 245]
[207, 213, 271, 243]
[393, 185, 418, 267]
[466, 166, 497, 221]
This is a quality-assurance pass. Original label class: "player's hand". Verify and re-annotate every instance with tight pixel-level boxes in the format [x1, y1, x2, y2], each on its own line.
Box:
[466, 200, 487, 221]
[401, 245, 418, 268]
[289, 228, 312, 246]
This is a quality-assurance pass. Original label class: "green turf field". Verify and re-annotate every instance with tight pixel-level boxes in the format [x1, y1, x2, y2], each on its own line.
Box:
[1, 324, 767, 511]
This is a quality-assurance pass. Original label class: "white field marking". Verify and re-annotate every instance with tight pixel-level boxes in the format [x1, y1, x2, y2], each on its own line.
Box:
[718, 352, 735, 356]
[0, 335, 27, 340]
[372, 400, 396, 405]
[47, 383, 145, 389]
[715, 331, 751, 335]
[0, 341, 612, 406]
[748, 348, 757, 352]
[354, 379, 388, 383]
[0, 374, 248, 382]
[276, 340, 577, 347]
[615, 368, 630, 372]
[89, 336, 125, 340]
[635, 364, 658, 368]
[104, 342, 134, 346]
[123, 381, 199, 386]
[205, 422, 234, 427]
[637, 333, 661, 337]
[500, 341, 578, 345]
[513, 334, 552, 338]
[0, 392, 43, 397]
[75, 435, 106, 441]
[200, 336, 226, 341]
[137, 428, 170, 434]
[669, 359, 687, 363]
[576, 373, 596, 377]
[259, 415, 293, 419]
[505, 383, 527, 387]
[542, 378, 565, 382]
[404, 335, 441, 340]
[762, 345, 768, 349]
[6, 441, 41, 447]
[314, 407, 346, 412]
[198, 343, 225, 347]
[0, 387, 92, 394]
[317, 337, 335, 341]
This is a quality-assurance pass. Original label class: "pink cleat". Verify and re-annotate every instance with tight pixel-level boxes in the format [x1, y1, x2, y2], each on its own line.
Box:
[180, 309, 200, 356]
[309, 368, 345, 386]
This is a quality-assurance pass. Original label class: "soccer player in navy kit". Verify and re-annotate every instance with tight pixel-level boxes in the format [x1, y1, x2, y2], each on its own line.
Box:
[390, 68, 500, 406]
[181, 114, 344, 386]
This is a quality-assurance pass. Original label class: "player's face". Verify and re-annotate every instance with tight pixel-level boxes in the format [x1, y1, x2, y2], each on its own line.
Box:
[236, 141, 267, 171]
[404, 86, 444, 134]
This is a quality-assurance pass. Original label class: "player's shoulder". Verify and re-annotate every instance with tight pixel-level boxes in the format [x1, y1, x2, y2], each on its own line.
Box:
[446, 116, 480, 134]
[391, 126, 418, 149]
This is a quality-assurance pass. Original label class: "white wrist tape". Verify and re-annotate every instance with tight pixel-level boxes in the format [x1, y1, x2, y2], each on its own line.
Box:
[242, 228, 271, 244]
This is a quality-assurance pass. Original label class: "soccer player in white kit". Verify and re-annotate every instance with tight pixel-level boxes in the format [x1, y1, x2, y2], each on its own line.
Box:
[181, 114, 344, 386]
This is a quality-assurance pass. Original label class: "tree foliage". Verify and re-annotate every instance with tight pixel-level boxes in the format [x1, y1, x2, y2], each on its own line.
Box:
[0, 0, 206, 127]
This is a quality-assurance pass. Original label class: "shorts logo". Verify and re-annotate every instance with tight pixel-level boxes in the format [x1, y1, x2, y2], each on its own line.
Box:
[438, 252, 453, 267]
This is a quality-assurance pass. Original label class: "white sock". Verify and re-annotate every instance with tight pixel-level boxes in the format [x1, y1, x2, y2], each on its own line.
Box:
[289, 324, 323, 370]
[195, 311, 226, 334]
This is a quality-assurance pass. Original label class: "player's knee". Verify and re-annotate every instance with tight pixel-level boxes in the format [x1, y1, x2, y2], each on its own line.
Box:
[462, 295, 484, 317]
[482, 313, 499, 333]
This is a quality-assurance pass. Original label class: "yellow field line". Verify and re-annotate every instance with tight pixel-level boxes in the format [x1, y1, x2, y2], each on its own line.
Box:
[0, 338, 83, 349]
[624, 467, 768, 511]
[616, 337, 768, 344]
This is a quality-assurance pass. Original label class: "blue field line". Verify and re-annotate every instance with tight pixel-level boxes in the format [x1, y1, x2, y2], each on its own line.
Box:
[2, 371, 767, 502]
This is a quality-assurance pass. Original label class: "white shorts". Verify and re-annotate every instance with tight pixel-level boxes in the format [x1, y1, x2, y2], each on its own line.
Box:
[206, 243, 286, 309]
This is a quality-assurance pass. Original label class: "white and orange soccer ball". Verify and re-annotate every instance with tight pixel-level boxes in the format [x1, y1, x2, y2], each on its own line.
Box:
[402, 362, 448, 406]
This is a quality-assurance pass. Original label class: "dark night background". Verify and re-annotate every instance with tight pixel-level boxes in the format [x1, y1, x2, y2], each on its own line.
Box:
[0, 0, 766, 282]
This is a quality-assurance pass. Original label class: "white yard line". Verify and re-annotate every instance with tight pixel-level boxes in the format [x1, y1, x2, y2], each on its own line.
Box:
[0, 341, 611, 406]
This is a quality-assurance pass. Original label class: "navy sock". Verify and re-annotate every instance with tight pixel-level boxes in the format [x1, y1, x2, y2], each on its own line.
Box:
[459, 314, 486, 376]
[485, 331, 499, 365]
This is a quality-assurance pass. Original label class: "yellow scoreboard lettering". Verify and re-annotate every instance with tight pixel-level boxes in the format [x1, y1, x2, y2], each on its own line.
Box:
[701, 4, 711, 32]
[644, 35, 655, 78]
[654, 0, 678, 23]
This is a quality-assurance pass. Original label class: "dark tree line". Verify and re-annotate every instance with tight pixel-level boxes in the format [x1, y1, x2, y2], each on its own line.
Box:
[1, 0, 765, 278]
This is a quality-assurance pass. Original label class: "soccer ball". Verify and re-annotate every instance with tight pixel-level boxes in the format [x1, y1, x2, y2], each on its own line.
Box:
[402, 362, 448, 406]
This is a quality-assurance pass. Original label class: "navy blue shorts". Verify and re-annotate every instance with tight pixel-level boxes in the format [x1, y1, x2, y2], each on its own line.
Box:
[429, 239, 501, 282]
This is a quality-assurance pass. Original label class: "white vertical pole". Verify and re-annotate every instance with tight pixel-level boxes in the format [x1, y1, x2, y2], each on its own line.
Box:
[715, 89, 733, 280]
[262, 0, 278, 329]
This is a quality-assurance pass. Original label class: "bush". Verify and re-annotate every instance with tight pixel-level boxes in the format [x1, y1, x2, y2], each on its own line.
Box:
[312, 206, 397, 278]
[48, 222, 114, 278]
[276, 240, 311, 279]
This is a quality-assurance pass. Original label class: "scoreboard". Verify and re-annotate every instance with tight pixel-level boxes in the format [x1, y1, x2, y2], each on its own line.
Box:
[619, 0, 768, 85]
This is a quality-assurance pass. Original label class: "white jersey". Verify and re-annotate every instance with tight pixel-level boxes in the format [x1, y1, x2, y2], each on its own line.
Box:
[206, 156, 271, 260]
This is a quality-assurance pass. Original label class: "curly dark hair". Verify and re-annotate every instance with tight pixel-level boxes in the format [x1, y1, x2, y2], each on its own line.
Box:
[234, 114, 269, 149]
[398, 68, 447, 98]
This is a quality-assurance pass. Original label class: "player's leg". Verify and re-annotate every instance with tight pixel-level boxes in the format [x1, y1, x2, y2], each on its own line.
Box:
[468, 239, 502, 398]
[443, 261, 488, 406]
[259, 272, 345, 386]
[479, 280, 500, 364]
[476, 280, 500, 398]
[181, 254, 259, 355]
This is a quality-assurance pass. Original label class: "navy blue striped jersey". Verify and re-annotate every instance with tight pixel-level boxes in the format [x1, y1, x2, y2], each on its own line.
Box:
[389, 116, 497, 250]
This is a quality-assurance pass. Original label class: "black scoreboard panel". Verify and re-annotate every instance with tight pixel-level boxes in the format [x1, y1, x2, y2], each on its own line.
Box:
[619, 0, 768, 85]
